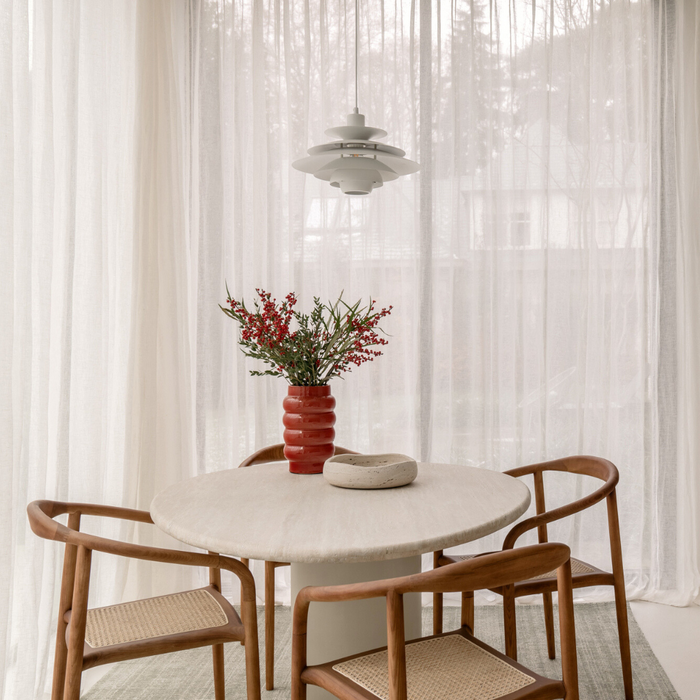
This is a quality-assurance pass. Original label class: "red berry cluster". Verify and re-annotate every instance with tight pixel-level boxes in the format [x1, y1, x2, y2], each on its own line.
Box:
[339, 303, 392, 370]
[229, 289, 297, 349]
[221, 288, 392, 386]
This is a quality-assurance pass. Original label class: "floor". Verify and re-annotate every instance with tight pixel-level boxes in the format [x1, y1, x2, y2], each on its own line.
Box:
[630, 601, 700, 700]
[80, 601, 700, 698]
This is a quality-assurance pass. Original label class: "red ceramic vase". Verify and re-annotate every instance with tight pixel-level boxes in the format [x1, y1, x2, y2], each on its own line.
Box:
[283, 385, 336, 474]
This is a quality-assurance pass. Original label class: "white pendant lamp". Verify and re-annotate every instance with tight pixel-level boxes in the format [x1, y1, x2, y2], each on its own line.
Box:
[292, 0, 419, 196]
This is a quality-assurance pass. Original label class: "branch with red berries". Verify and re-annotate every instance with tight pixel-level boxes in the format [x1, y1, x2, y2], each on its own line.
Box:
[220, 287, 392, 386]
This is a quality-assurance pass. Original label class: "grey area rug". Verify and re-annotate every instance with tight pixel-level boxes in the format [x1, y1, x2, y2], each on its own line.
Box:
[84, 603, 679, 699]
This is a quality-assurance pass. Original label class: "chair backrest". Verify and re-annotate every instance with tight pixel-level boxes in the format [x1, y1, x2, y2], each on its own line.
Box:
[26, 500, 253, 584]
[296, 543, 570, 603]
[292, 543, 578, 700]
[238, 443, 358, 468]
[501, 455, 620, 550]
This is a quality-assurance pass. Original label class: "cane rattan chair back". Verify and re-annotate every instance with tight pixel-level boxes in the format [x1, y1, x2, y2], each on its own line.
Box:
[238, 443, 359, 690]
[27, 500, 261, 700]
[293, 543, 579, 700]
[433, 455, 632, 699]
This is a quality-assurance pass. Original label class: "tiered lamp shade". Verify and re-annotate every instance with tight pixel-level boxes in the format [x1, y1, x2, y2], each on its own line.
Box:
[292, 110, 420, 195]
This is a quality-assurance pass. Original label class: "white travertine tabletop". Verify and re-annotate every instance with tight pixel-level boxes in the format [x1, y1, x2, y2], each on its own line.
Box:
[150, 462, 531, 563]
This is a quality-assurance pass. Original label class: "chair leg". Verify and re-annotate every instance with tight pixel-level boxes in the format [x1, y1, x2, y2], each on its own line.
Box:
[606, 489, 633, 700]
[503, 585, 517, 661]
[52, 611, 70, 700]
[556, 560, 579, 700]
[240, 559, 250, 647]
[212, 643, 226, 700]
[432, 592, 443, 635]
[542, 591, 556, 659]
[52, 516, 81, 700]
[265, 561, 276, 690]
[242, 600, 262, 700]
[461, 591, 474, 634]
[432, 551, 443, 635]
[613, 579, 634, 699]
[608, 489, 633, 699]
[63, 546, 91, 700]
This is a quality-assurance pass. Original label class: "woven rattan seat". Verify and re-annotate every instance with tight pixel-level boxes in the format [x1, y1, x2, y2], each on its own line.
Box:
[450, 554, 597, 581]
[333, 634, 537, 700]
[527, 557, 596, 581]
[84, 588, 229, 648]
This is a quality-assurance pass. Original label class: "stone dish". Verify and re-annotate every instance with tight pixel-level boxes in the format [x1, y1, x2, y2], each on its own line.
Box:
[323, 453, 418, 490]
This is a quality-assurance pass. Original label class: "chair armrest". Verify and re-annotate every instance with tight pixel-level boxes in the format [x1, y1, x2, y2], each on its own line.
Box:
[239, 444, 286, 467]
[63, 502, 154, 523]
[501, 486, 611, 550]
[27, 500, 255, 598]
[296, 578, 391, 606]
[501, 456, 619, 550]
[297, 544, 571, 603]
[505, 456, 619, 484]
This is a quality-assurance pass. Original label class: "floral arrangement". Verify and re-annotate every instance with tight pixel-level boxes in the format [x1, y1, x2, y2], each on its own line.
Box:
[221, 288, 392, 386]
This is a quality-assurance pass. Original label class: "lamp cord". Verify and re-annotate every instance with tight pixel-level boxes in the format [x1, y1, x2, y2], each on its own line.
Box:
[355, 0, 359, 111]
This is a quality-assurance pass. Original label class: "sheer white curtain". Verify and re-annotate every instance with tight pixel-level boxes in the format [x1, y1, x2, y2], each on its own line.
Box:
[191, 0, 695, 604]
[1, 2, 198, 698]
[2, 0, 699, 698]
[2, 4, 139, 697]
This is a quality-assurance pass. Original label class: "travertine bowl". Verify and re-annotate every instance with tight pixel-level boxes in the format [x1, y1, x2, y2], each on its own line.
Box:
[323, 453, 418, 490]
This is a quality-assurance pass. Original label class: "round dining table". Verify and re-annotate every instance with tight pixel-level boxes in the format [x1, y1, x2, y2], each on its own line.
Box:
[150, 461, 531, 700]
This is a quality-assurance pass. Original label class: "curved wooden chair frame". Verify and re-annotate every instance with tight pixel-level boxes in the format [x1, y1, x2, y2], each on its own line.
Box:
[27, 500, 261, 700]
[293, 543, 579, 700]
[433, 455, 632, 700]
[238, 443, 358, 690]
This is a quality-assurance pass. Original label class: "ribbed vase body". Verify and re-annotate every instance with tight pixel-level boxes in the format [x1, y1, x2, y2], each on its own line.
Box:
[282, 385, 336, 474]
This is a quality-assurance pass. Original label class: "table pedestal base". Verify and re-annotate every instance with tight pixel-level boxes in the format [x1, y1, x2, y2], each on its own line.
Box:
[291, 556, 422, 700]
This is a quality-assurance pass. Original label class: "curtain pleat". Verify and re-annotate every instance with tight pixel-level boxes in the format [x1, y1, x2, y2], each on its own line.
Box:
[676, 0, 700, 605]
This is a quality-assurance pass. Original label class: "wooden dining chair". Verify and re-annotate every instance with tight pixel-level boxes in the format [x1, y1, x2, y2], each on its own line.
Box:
[27, 500, 261, 700]
[432, 455, 633, 700]
[292, 542, 579, 700]
[238, 443, 358, 690]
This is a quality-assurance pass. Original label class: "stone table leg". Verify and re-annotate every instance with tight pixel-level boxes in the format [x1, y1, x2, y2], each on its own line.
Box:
[291, 556, 422, 700]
